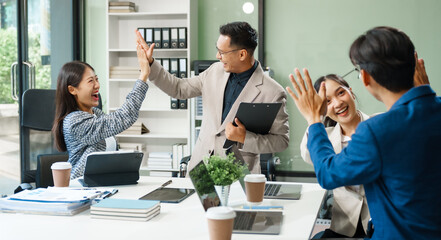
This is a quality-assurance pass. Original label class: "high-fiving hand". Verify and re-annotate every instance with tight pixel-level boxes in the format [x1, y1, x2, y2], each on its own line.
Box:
[286, 68, 327, 126]
[413, 52, 429, 86]
[135, 29, 155, 64]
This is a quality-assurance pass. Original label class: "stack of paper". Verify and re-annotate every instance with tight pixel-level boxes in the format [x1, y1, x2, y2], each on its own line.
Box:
[108, 2, 136, 13]
[91, 198, 160, 221]
[109, 66, 139, 79]
[147, 152, 173, 170]
[0, 188, 104, 215]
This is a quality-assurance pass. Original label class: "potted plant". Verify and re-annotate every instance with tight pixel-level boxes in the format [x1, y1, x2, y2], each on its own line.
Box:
[204, 152, 247, 206]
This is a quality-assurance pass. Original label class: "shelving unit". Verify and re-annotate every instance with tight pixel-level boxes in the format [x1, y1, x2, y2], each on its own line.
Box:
[106, 0, 198, 175]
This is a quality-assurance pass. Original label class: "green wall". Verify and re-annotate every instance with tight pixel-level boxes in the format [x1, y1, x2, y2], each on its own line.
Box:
[86, 0, 441, 172]
[197, 0, 258, 60]
[264, 0, 441, 171]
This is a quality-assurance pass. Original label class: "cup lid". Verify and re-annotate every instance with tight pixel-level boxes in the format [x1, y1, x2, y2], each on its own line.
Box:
[244, 174, 266, 183]
[51, 162, 72, 170]
[206, 206, 236, 220]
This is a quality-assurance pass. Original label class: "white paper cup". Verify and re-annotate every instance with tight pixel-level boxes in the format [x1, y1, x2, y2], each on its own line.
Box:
[206, 206, 236, 240]
[244, 174, 266, 204]
[51, 162, 72, 187]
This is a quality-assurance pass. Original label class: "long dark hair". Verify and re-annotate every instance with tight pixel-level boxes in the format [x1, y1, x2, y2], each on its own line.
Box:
[314, 74, 356, 127]
[52, 61, 94, 151]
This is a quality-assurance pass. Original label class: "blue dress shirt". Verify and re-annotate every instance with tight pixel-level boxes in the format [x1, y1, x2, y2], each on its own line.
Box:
[222, 61, 258, 123]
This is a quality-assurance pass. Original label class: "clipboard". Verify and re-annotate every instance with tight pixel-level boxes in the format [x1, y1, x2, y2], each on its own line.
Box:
[223, 102, 282, 148]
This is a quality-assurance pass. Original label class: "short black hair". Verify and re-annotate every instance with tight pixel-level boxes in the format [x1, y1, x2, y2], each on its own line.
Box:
[349, 26, 415, 92]
[219, 21, 258, 56]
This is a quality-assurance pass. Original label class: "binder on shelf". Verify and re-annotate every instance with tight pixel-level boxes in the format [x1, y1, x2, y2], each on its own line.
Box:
[179, 58, 187, 78]
[162, 58, 170, 72]
[154, 28, 162, 49]
[178, 99, 188, 109]
[137, 28, 145, 41]
[145, 28, 153, 46]
[178, 27, 187, 48]
[161, 28, 170, 48]
[170, 58, 178, 76]
[171, 28, 178, 48]
[170, 98, 179, 109]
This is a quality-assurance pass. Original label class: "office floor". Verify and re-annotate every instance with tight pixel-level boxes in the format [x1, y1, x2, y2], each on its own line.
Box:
[0, 134, 20, 196]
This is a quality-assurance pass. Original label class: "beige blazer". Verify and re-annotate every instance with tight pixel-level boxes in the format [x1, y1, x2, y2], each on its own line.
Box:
[300, 111, 371, 237]
[149, 60, 289, 174]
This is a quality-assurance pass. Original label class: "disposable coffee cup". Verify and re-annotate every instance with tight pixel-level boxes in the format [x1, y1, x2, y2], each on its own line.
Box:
[51, 162, 72, 187]
[244, 174, 266, 205]
[206, 206, 236, 240]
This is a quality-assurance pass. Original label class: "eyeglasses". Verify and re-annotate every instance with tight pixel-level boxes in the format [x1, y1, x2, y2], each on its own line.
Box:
[341, 64, 362, 79]
[216, 46, 242, 57]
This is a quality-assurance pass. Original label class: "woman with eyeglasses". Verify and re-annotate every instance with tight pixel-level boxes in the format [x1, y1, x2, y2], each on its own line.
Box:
[52, 32, 151, 179]
[300, 74, 372, 239]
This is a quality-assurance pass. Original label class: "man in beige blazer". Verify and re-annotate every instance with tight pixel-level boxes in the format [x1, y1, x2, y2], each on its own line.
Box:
[136, 22, 289, 173]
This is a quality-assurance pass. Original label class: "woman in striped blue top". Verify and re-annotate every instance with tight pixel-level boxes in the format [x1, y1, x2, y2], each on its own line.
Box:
[52, 36, 152, 179]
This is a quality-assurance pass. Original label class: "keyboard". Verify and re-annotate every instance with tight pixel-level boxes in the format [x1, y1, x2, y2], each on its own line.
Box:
[234, 211, 257, 230]
[264, 184, 281, 196]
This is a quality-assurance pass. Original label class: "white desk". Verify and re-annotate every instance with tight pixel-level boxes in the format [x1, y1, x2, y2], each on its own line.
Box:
[0, 177, 325, 240]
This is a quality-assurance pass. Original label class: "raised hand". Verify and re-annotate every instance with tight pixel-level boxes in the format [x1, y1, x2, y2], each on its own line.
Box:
[286, 68, 327, 125]
[135, 29, 155, 64]
[136, 34, 150, 82]
[414, 52, 429, 86]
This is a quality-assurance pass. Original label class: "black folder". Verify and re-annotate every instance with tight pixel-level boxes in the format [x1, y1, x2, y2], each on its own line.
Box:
[179, 58, 187, 78]
[178, 27, 187, 48]
[171, 28, 178, 48]
[79, 151, 143, 187]
[162, 28, 170, 48]
[137, 28, 145, 41]
[170, 58, 178, 76]
[154, 28, 162, 48]
[223, 102, 282, 148]
[145, 28, 153, 46]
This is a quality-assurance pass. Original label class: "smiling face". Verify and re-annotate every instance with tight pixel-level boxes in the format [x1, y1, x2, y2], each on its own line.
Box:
[215, 34, 243, 73]
[324, 79, 358, 126]
[68, 67, 100, 113]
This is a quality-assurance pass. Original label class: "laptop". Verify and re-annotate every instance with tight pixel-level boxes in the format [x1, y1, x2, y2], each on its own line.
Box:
[78, 151, 143, 187]
[226, 145, 302, 200]
[189, 161, 283, 235]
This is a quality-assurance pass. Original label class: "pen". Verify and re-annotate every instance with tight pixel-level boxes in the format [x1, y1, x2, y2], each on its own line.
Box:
[159, 180, 172, 189]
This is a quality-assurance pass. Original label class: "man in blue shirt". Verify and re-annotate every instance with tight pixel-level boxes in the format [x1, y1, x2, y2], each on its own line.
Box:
[287, 26, 441, 239]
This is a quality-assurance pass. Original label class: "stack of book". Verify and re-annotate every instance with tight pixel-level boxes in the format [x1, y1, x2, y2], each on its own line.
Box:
[120, 121, 149, 135]
[91, 198, 160, 221]
[109, 66, 139, 79]
[108, 1, 136, 13]
[147, 152, 173, 170]
[0, 188, 105, 215]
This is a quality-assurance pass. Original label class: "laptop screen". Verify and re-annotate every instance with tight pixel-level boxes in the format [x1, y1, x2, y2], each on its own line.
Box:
[189, 161, 221, 211]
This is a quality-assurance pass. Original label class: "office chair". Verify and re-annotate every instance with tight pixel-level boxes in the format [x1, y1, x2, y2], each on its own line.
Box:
[260, 153, 279, 181]
[20, 89, 58, 184]
[179, 155, 191, 178]
[35, 153, 69, 188]
[19, 89, 101, 187]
